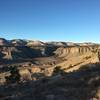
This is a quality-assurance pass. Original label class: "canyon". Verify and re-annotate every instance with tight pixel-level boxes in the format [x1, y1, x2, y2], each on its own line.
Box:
[0, 38, 100, 100]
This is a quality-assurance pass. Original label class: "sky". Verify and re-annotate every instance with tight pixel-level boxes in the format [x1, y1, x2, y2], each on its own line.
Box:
[0, 0, 100, 42]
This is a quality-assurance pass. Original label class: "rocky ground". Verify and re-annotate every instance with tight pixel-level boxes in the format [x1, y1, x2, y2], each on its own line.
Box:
[0, 63, 100, 100]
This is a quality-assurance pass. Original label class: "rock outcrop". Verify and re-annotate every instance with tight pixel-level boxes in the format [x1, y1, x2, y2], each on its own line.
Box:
[19, 68, 32, 81]
[54, 46, 100, 72]
[54, 46, 99, 58]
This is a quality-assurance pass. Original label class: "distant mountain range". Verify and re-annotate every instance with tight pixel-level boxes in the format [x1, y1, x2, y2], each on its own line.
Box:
[0, 38, 99, 46]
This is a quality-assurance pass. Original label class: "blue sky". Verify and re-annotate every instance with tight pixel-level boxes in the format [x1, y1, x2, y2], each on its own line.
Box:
[0, 0, 100, 42]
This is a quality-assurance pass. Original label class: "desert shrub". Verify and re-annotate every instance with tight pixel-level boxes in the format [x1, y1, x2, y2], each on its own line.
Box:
[53, 66, 65, 75]
[5, 66, 20, 83]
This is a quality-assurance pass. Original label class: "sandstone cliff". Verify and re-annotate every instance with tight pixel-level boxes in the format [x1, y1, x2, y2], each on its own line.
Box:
[54, 46, 100, 72]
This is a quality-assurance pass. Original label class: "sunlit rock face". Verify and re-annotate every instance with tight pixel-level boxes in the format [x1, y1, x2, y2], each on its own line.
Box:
[54, 46, 100, 72]
[19, 68, 32, 81]
[54, 46, 99, 58]
[31, 66, 41, 73]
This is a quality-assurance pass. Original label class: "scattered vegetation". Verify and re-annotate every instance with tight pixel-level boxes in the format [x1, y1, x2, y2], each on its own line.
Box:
[5, 66, 20, 84]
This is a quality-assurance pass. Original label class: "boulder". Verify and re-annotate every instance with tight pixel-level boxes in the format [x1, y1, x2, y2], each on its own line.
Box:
[19, 68, 32, 81]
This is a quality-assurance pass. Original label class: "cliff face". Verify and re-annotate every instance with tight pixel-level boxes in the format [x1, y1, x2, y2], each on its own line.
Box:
[54, 46, 99, 58]
[54, 46, 100, 72]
